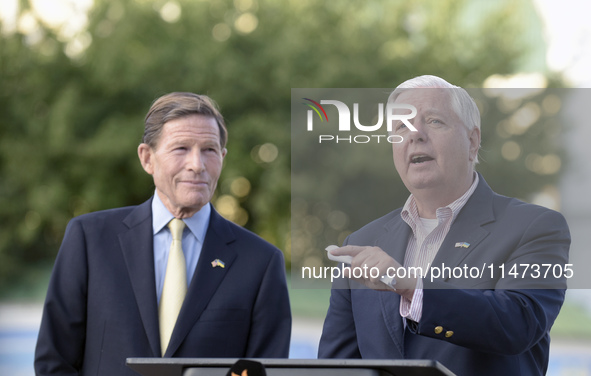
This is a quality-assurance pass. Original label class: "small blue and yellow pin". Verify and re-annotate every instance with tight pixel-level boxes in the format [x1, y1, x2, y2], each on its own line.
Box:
[211, 259, 225, 268]
[455, 242, 470, 248]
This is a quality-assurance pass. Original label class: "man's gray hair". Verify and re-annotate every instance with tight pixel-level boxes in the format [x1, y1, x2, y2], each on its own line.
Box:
[388, 75, 481, 164]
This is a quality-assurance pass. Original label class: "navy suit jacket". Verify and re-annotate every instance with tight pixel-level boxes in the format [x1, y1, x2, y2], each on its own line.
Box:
[35, 199, 291, 376]
[318, 176, 570, 376]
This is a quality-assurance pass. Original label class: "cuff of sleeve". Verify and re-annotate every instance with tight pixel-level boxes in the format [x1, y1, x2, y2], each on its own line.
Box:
[399, 278, 423, 322]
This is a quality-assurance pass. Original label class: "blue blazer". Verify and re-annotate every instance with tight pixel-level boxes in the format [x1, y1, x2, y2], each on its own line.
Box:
[318, 176, 569, 376]
[35, 199, 291, 376]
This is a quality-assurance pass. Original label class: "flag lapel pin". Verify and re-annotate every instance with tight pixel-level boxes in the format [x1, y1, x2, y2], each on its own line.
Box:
[454, 242, 470, 249]
[211, 259, 226, 268]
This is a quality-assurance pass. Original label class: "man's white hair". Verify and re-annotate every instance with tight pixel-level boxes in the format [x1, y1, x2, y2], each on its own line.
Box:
[388, 75, 481, 165]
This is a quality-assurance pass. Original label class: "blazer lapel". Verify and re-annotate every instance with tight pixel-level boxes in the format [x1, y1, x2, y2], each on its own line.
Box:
[375, 214, 412, 357]
[431, 175, 496, 273]
[119, 198, 162, 357]
[165, 209, 238, 356]
[376, 212, 411, 265]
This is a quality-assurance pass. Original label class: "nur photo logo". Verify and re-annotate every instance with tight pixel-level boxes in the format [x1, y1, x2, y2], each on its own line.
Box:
[302, 97, 417, 144]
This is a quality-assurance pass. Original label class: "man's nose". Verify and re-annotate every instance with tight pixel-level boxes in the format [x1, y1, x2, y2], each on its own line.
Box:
[407, 121, 427, 143]
[187, 149, 205, 172]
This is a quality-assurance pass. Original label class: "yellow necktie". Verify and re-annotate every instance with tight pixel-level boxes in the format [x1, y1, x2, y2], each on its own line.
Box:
[159, 218, 187, 355]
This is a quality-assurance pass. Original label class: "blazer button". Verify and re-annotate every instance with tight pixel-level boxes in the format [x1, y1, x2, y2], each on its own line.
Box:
[434, 326, 443, 334]
[445, 331, 454, 338]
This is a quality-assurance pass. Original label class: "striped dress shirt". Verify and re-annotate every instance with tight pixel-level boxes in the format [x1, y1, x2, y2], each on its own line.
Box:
[399, 173, 479, 322]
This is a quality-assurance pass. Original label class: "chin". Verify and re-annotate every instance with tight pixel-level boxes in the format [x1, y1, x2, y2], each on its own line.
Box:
[405, 175, 442, 191]
[178, 194, 208, 209]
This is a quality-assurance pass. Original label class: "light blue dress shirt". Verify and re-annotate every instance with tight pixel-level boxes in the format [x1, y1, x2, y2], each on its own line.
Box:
[152, 191, 210, 304]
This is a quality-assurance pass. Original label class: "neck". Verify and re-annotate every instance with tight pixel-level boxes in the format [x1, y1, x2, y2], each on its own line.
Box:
[156, 190, 204, 219]
[412, 173, 475, 218]
[413, 196, 449, 219]
[171, 208, 201, 219]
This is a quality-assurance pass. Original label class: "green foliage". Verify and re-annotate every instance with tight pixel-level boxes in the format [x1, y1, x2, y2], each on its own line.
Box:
[0, 0, 563, 287]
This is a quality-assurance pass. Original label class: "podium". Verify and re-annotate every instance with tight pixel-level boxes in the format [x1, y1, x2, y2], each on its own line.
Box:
[126, 358, 456, 376]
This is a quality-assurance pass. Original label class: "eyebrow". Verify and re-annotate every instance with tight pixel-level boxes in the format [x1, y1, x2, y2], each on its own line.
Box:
[421, 108, 447, 117]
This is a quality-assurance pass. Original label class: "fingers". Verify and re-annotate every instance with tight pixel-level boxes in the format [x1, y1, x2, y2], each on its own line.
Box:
[328, 245, 367, 257]
[354, 253, 394, 285]
[328, 245, 416, 296]
[332, 246, 398, 289]
[329, 245, 399, 269]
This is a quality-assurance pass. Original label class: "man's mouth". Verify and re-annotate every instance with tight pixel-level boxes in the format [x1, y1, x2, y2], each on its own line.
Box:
[181, 180, 207, 185]
[410, 155, 434, 164]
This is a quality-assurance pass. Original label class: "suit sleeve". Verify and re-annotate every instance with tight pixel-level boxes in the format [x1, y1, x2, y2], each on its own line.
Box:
[415, 209, 570, 355]
[318, 275, 362, 358]
[34, 219, 88, 375]
[318, 233, 362, 359]
[245, 249, 292, 358]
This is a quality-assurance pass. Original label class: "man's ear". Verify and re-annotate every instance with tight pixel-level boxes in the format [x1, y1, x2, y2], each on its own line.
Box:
[138, 143, 154, 175]
[221, 148, 228, 159]
[468, 127, 481, 162]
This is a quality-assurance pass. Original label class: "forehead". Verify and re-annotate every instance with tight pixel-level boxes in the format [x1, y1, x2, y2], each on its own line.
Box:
[160, 114, 220, 142]
[393, 88, 454, 116]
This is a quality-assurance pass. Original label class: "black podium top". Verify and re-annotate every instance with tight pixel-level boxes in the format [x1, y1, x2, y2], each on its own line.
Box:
[126, 358, 456, 376]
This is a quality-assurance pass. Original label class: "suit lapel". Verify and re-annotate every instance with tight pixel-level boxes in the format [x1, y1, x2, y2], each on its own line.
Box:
[119, 199, 162, 357]
[375, 214, 412, 356]
[165, 209, 237, 356]
[431, 175, 496, 273]
[376, 213, 411, 265]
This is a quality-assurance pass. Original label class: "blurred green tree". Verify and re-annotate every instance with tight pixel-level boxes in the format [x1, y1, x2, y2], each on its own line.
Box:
[0, 0, 564, 288]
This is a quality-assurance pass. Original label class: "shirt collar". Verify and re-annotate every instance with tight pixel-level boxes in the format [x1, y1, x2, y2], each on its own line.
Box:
[401, 172, 479, 229]
[151, 190, 211, 242]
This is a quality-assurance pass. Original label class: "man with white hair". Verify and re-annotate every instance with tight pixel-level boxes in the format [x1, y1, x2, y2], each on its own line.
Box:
[318, 75, 569, 375]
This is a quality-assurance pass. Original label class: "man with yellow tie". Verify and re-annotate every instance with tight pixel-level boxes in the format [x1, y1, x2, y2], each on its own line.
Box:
[35, 92, 292, 376]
